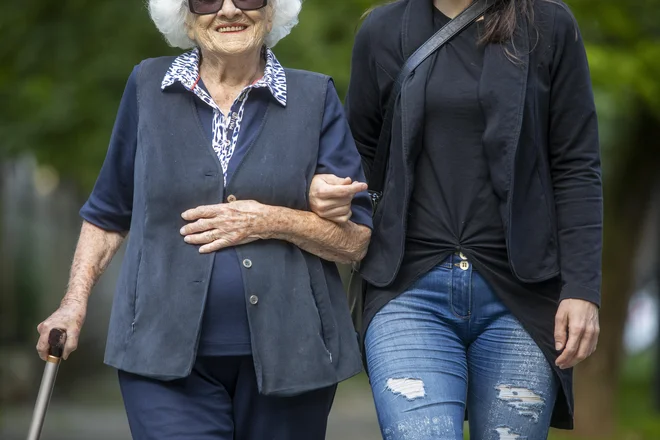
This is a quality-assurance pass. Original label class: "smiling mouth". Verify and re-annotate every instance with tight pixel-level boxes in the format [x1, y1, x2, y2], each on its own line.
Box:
[217, 25, 248, 33]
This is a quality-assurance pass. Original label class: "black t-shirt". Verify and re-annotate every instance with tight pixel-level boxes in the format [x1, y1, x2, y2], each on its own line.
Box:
[385, 9, 509, 292]
[400, 9, 506, 285]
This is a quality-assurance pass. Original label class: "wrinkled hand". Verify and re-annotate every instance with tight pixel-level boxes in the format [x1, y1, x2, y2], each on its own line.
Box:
[181, 200, 268, 253]
[36, 298, 87, 361]
[554, 299, 600, 369]
[309, 174, 368, 223]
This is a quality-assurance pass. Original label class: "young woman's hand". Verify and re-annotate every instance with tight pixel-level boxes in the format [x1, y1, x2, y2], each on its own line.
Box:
[554, 299, 600, 369]
[309, 174, 367, 224]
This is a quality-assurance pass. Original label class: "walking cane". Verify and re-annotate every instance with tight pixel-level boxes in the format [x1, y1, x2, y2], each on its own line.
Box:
[26, 328, 66, 440]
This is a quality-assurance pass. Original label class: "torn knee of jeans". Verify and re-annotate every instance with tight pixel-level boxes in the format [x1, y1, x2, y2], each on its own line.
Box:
[495, 384, 545, 422]
[495, 426, 526, 440]
[385, 378, 426, 400]
[382, 416, 456, 440]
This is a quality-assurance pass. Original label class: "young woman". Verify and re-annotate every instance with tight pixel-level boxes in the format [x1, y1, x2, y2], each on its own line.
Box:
[309, 0, 602, 438]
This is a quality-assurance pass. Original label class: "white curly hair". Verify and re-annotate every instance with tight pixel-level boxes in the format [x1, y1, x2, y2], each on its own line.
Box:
[148, 0, 302, 49]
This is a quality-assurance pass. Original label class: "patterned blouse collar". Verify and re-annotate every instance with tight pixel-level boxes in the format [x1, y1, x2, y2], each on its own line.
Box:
[161, 47, 287, 107]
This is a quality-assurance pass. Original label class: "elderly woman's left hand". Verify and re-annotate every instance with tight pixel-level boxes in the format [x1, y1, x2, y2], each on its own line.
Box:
[181, 200, 268, 253]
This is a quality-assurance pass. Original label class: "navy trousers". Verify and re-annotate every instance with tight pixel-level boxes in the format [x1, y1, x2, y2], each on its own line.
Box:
[118, 356, 337, 440]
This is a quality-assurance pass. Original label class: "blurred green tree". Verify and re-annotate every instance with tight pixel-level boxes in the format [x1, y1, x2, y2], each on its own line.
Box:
[566, 1, 660, 437]
[0, 2, 163, 186]
[0, 0, 374, 189]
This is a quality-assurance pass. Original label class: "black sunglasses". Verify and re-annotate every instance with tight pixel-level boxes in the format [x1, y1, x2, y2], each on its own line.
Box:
[189, 0, 268, 15]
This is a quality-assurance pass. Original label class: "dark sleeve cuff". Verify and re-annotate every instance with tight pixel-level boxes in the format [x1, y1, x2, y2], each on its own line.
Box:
[80, 201, 131, 233]
[350, 196, 373, 230]
[559, 283, 601, 308]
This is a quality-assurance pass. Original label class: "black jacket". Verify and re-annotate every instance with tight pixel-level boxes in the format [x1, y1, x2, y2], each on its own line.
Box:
[346, 0, 603, 307]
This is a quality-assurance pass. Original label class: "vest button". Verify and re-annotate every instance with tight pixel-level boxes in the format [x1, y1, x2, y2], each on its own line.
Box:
[227, 195, 237, 203]
[249, 295, 259, 305]
[243, 259, 252, 269]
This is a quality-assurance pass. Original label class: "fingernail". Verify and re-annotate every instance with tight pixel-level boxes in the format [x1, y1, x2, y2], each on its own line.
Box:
[180, 228, 185, 234]
[555, 342, 562, 350]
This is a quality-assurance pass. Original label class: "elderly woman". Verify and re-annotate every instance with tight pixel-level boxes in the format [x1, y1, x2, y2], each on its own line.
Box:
[35, 0, 372, 438]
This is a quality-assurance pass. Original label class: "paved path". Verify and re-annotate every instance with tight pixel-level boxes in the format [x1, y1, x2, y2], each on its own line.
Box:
[1, 374, 381, 440]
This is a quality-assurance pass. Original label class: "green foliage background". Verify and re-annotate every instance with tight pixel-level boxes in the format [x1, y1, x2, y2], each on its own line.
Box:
[0, 0, 375, 188]
[1, 0, 659, 187]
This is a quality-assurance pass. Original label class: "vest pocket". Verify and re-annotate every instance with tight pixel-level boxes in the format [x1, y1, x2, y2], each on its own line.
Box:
[131, 250, 143, 332]
[306, 264, 338, 362]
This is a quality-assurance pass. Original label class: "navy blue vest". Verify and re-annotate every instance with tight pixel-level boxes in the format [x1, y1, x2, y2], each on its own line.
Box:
[104, 57, 362, 396]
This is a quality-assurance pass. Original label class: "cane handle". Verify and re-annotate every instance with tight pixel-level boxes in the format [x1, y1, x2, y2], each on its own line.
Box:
[47, 329, 66, 359]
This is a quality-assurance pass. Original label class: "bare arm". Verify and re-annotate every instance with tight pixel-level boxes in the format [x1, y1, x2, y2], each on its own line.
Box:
[181, 201, 371, 264]
[36, 220, 126, 360]
[65, 220, 127, 304]
[263, 206, 371, 264]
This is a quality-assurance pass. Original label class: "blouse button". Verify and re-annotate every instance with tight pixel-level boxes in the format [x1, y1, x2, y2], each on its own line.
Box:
[249, 295, 259, 305]
[227, 195, 237, 203]
[243, 259, 253, 269]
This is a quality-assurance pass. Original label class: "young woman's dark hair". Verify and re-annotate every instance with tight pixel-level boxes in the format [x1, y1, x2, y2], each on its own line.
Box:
[481, 0, 533, 42]
[363, 0, 536, 45]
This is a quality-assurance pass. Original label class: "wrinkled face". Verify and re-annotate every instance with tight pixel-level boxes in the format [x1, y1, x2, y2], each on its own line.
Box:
[186, 0, 274, 57]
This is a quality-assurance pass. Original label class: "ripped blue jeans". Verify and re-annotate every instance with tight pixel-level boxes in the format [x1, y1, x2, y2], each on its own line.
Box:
[365, 255, 558, 440]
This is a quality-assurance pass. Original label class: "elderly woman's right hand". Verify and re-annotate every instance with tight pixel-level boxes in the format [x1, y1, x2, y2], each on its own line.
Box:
[309, 174, 367, 223]
[36, 297, 87, 361]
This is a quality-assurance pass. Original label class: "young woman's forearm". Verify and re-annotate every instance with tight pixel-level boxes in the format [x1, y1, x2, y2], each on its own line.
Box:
[63, 220, 127, 305]
[262, 206, 371, 264]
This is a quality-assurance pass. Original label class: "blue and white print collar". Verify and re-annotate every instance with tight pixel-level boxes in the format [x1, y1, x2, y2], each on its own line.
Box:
[161, 47, 287, 107]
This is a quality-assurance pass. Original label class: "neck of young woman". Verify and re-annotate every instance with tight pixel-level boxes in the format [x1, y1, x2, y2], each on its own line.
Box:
[433, 0, 474, 18]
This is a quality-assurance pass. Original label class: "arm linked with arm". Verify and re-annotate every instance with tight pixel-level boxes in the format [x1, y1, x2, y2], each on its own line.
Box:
[263, 206, 371, 265]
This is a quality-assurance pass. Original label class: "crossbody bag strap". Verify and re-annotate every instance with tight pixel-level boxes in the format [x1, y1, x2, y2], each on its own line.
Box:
[368, 0, 496, 205]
